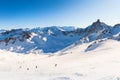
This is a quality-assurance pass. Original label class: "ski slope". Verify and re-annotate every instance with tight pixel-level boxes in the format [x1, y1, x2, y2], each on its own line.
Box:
[0, 40, 120, 80]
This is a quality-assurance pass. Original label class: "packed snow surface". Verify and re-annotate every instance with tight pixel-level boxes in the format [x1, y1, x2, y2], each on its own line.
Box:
[0, 40, 120, 80]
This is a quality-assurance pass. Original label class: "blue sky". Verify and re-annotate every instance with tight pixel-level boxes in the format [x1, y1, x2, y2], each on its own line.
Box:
[0, 0, 120, 29]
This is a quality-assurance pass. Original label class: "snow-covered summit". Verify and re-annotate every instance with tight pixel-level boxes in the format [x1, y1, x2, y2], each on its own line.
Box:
[0, 20, 120, 53]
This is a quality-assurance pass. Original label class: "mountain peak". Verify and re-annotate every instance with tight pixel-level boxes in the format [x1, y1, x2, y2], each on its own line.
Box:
[96, 19, 100, 23]
[90, 19, 111, 30]
[92, 19, 102, 27]
[84, 19, 111, 38]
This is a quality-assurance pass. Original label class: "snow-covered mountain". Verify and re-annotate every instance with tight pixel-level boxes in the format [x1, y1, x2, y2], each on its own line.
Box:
[0, 19, 120, 54]
[0, 20, 120, 80]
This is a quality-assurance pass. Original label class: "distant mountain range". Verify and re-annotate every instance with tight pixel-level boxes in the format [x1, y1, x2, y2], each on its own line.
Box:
[0, 19, 120, 54]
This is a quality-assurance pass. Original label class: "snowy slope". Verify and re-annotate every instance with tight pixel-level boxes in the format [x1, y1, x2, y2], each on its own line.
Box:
[0, 39, 120, 80]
